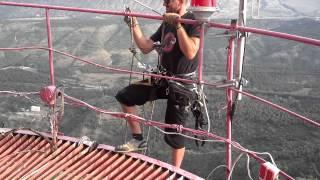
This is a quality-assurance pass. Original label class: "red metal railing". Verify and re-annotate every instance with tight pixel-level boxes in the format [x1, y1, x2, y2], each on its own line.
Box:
[0, 1, 320, 48]
[0, 1, 319, 179]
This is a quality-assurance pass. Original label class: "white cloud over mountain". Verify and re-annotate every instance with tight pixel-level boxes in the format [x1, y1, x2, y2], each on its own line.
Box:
[1, 0, 319, 19]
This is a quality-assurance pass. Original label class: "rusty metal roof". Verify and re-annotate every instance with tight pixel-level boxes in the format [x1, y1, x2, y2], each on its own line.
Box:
[0, 128, 203, 179]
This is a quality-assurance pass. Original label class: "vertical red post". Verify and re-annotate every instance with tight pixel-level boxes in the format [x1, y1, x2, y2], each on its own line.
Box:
[45, 8, 55, 85]
[226, 20, 236, 179]
[197, 23, 206, 83]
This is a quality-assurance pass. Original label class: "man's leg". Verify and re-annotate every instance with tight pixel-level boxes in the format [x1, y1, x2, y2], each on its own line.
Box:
[164, 93, 189, 168]
[121, 104, 141, 134]
[115, 84, 155, 152]
[114, 104, 147, 152]
[172, 147, 185, 168]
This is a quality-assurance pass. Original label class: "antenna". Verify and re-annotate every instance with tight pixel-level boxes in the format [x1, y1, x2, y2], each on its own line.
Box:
[133, 0, 162, 15]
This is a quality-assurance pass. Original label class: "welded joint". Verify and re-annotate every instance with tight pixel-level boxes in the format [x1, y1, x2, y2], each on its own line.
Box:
[213, 30, 239, 39]
[239, 77, 249, 87]
[215, 79, 238, 88]
[215, 78, 248, 89]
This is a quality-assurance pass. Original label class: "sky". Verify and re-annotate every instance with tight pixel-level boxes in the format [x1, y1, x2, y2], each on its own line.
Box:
[0, 0, 319, 19]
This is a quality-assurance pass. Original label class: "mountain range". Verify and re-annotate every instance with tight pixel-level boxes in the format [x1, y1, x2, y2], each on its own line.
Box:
[0, 0, 319, 19]
[0, 1, 319, 179]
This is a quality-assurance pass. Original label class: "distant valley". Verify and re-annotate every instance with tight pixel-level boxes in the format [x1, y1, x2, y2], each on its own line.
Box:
[0, 5, 320, 179]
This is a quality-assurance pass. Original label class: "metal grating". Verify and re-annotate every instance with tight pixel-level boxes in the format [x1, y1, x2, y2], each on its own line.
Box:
[0, 129, 203, 179]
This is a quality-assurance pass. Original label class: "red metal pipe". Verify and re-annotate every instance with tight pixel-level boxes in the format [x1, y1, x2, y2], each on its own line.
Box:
[225, 33, 236, 178]
[45, 9, 55, 85]
[231, 88, 320, 128]
[0, 1, 163, 21]
[0, 1, 319, 47]
[197, 23, 206, 83]
[237, 26, 320, 47]
[208, 22, 320, 47]
[0, 0, 318, 176]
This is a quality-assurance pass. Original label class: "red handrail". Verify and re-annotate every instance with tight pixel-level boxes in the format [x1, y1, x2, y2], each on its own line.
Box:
[0, 1, 319, 47]
[0, 1, 319, 179]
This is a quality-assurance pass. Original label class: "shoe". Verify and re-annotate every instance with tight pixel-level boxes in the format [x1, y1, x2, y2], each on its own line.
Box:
[114, 138, 147, 153]
[78, 136, 98, 152]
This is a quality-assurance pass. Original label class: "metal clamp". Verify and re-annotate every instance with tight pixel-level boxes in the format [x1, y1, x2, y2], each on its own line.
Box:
[215, 79, 238, 88]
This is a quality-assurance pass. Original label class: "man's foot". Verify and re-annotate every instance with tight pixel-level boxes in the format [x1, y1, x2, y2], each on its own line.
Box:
[114, 138, 147, 153]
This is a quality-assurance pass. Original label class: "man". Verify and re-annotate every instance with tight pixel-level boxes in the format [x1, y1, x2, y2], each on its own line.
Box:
[115, 0, 200, 168]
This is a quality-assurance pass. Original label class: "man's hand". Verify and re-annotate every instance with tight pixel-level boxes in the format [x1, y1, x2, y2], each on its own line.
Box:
[124, 7, 138, 28]
[163, 13, 180, 26]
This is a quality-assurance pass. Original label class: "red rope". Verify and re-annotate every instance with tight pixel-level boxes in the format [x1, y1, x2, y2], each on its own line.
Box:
[0, 46, 318, 128]
[231, 88, 320, 128]
[0, 1, 319, 47]
[0, 46, 219, 87]
[0, 44, 318, 179]
[0, 90, 296, 179]
[63, 94, 294, 179]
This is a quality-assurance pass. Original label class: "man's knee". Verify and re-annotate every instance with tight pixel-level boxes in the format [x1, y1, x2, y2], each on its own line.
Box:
[115, 87, 135, 106]
[164, 133, 185, 149]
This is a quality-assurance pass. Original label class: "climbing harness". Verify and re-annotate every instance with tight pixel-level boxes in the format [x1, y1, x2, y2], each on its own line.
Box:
[151, 68, 210, 147]
[192, 92, 208, 146]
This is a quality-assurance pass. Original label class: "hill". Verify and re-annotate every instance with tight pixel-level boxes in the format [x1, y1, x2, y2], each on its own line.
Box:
[0, 14, 319, 179]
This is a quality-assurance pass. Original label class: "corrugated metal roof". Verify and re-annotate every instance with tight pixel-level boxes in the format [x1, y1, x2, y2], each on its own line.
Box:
[0, 128, 203, 179]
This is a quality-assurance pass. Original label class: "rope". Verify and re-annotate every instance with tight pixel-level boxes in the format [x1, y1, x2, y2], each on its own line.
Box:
[227, 153, 244, 180]
[0, 90, 301, 166]
[0, 47, 232, 88]
[0, 3, 317, 178]
[143, 101, 155, 156]
[50, 85, 64, 149]
[199, 84, 211, 132]
[122, 4, 135, 144]
[206, 165, 228, 179]
[0, 91, 39, 96]
[0, 45, 318, 179]
[0, 90, 293, 179]
[246, 154, 254, 180]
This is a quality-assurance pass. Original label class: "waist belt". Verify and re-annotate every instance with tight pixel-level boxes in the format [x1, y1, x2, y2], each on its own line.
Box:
[174, 71, 196, 79]
[168, 71, 197, 94]
[167, 71, 196, 82]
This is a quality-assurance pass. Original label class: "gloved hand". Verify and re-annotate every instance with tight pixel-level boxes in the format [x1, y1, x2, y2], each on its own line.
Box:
[124, 7, 138, 27]
[163, 13, 180, 26]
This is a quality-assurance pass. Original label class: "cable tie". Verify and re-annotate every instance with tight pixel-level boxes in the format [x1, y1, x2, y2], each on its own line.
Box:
[176, 125, 184, 133]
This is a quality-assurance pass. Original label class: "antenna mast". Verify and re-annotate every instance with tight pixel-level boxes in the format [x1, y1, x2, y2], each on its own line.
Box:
[235, 0, 247, 100]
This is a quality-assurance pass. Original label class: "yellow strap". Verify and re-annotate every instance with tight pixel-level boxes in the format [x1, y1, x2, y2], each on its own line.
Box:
[132, 78, 152, 86]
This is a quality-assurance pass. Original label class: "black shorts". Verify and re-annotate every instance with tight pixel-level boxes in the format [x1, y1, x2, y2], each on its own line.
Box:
[115, 81, 190, 149]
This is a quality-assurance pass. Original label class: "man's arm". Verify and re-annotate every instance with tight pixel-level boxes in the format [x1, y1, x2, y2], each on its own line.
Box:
[131, 18, 155, 54]
[176, 22, 200, 60]
[163, 13, 200, 60]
